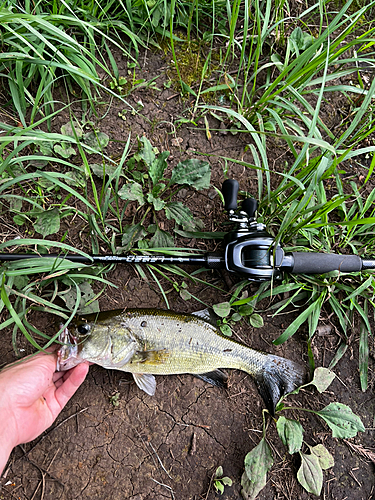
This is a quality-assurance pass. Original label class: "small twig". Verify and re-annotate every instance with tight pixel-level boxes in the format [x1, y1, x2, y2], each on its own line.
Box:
[205, 470, 216, 500]
[148, 442, 173, 480]
[150, 477, 175, 500]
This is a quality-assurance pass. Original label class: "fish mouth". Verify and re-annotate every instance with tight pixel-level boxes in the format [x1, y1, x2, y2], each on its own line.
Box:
[56, 324, 82, 371]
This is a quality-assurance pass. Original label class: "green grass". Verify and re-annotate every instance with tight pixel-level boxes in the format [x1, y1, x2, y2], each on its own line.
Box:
[2, 1, 375, 495]
[1, 0, 375, 386]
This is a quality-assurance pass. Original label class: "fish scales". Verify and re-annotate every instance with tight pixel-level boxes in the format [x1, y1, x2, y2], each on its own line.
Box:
[106, 310, 264, 375]
[57, 308, 306, 415]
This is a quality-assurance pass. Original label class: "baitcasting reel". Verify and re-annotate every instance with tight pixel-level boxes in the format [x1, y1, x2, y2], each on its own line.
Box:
[0, 179, 375, 281]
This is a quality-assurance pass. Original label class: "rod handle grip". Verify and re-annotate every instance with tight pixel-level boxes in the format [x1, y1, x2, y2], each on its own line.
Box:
[291, 252, 362, 274]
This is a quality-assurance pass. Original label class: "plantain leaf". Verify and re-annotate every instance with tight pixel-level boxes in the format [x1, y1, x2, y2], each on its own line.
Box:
[61, 281, 99, 314]
[61, 121, 83, 138]
[170, 159, 211, 190]
[83, 131, 109, 150]
[276, 417, 304, 454]
[249, 313, 264, 328]
[165, 202, 203, 231]
[149, 151, 169, 186]
[241, 438, 273, 500]
[118, 182, 145, 206]
[121, 223, 147, 251]
[138, 136, 156, 166]
[54, 142, 76, 158]
[213, 302, 231, 318]
[149, 227, 174, 248]
[310, 444, 334, 470]
[33, 208, 60, 238]
[220, 324, 232, 336]
[147, 193, 165, 211]
[316, 402, 365, 438]
[90, 163, 120, 179]
[310, 367, 336, 393]
[238, 304, 254, 316]
[297, 452, 323, 496]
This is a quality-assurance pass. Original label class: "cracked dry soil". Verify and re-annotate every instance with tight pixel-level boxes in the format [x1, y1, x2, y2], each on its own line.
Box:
[1, 48, 375, 500]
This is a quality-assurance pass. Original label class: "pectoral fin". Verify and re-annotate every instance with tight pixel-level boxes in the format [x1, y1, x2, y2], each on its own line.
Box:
[133, 373, 157, 396]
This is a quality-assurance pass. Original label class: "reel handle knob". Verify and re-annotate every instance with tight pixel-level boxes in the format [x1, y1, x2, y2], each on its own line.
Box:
[242, 198, 257, 219]
[222, 179, 239, 211]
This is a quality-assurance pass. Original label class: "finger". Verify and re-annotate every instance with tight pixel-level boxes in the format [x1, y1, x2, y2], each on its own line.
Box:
[52, 371, 64, 383]
[55, 363, 90, 410]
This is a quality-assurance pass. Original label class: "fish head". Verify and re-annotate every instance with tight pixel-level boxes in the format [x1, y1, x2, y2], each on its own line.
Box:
[56, 320, 93, 371]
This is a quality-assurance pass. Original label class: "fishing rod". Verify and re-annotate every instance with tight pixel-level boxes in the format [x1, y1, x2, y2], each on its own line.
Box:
[1, 179, 375, 281]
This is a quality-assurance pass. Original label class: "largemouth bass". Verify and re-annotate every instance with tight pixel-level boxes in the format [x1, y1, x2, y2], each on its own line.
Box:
[57, 308, 305, 414]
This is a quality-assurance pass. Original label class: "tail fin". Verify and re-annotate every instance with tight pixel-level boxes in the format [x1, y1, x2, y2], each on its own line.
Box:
[255, 355, 306, 416]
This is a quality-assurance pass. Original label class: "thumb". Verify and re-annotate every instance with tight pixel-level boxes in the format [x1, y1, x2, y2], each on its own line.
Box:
[55, 362, 90, 410]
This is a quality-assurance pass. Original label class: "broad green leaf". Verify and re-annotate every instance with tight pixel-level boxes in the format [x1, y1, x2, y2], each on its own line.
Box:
[297, 452, 323, 496]
[61, 281, 100, 314]
[165, 202, 203, 231]
[214, 481, 224, 495]
[54, 142, 76, 158]
[213, 302, 231, 318]
[33, 208, 60, 238]
[215, 466, 223, 478]
[149, 151, 169, 186]
[149, 227, 174, 248]
[83, 131, 109, 150]
[147, 193, 165, 211]
[310, 444, 334, 470]
[121, 223, 147, 252]
[90, 163, 119, 179]
[290, 27, 304, 50]
[249, 313, 264, 328]
[241, 438, 273, 500]
[220, 324, 232, 336]
[61, 121, 83, 138]
[310, 367, 336, 393]
[238, 304, 254, 316]
[138, 136, 155, 166]
[13, 214, 26, 225]
[118, 182, 145, 205]
[180, 288, 192, 301]
[316, 402, 365, 438]
[231, 313, 242, 322]
[276, 417, 304, 454]
[65, 170, 86, 188]
[170, 159, 211, 190]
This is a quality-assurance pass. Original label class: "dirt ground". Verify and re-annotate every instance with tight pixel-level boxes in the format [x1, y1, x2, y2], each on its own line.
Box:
[0, 45, 374, 500]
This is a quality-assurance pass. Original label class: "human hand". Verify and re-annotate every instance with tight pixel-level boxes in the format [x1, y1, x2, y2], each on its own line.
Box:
[0, 351, 89, 472]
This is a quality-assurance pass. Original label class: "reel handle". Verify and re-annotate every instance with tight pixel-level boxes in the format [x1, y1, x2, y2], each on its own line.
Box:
[242, 198, 257, 219]
[222, 179, 239, 211]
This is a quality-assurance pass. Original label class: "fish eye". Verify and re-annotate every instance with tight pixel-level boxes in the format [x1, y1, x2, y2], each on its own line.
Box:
[77, 323, 91, 335]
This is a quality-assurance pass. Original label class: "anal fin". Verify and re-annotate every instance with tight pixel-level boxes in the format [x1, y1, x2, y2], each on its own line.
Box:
[196, 369, 228, 388]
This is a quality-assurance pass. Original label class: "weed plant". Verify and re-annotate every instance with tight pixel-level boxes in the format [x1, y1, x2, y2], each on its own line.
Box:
[1, 0, 375, 496]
